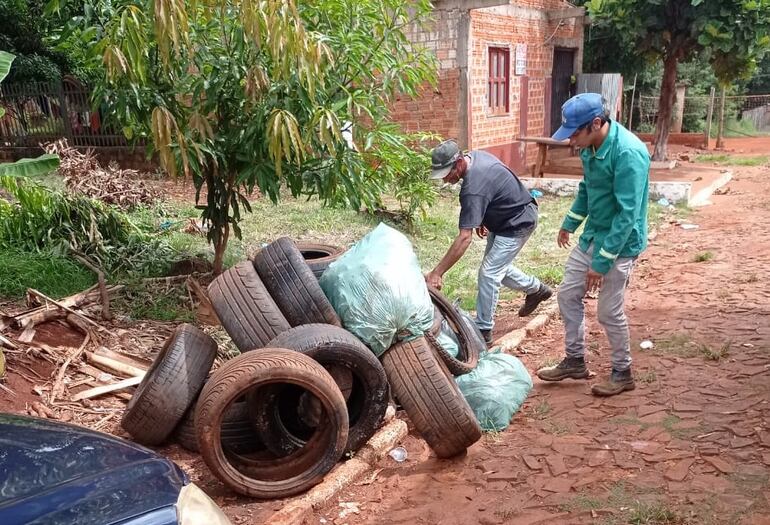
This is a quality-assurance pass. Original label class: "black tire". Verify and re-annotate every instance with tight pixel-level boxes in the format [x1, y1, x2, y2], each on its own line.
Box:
[427, 286, 480, 375]
[195, 349, 349, 499]
[381, 336, 481, 458]
[208, 261, 290, 352]
[295, 243, 346, 279]
[256, 324, 389, 454]
[253, 237, 341, 327]
[121, 324, 217, 445]
[174, 400, 264, 454]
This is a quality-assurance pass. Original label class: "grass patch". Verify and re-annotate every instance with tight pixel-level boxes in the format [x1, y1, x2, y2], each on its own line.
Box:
[692, 251, 714, 263]
[699, 341, 731, 361]
[610, 415, 646, 428]
[530, 399, 552, 420]
[694, 154, 769, 166]
[543, 420, 571, 435]
[653, 333, 700, 358]
[627, 502, 686, 524]
[0, 249, 96, 299]
[638, 368, 658, 384]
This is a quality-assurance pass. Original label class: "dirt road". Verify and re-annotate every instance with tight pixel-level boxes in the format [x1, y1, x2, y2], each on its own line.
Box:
[307, 163, 770, 525]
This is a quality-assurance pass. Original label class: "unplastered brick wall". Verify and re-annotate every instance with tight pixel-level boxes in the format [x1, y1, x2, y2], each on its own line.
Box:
[470, 1, 582, 168]
[390, 9, 464, 141]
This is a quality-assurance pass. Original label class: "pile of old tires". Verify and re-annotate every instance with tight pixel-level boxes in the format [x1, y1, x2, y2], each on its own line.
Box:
[121, 237, 484, 499]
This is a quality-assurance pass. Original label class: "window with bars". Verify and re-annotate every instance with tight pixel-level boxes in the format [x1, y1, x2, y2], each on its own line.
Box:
[488, 46, 510, 114]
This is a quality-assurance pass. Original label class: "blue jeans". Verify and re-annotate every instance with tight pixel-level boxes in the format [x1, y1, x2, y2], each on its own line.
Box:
[475, 228, 540, 331]
[558, 244, 636, 371]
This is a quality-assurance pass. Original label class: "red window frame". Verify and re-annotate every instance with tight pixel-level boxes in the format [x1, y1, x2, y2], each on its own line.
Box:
[488, 47, 510, 114]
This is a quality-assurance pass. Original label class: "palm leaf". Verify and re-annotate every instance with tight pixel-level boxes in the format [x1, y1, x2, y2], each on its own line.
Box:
[0, 154, 61, 178]
[0, 51, 15, 84]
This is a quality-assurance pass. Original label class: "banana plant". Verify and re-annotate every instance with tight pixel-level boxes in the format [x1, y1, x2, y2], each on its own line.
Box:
[0, 50, 60, 178]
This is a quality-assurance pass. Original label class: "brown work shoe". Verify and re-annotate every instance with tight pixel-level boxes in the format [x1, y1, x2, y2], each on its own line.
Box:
[591, 368, 636, 397]
[518, 284, 553, 317]
[536, 356, 589, 382]
[479, 329, 493, 344]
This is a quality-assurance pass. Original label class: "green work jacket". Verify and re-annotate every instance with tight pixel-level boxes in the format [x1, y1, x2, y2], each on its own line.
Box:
[561, 121, 650, 274]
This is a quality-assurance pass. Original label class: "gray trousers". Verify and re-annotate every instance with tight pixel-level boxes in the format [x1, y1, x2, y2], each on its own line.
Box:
[558, 244, 636, 371]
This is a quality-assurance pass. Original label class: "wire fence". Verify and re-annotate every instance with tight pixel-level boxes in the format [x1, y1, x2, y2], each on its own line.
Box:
[0, 78, 131, 149]
[627, 92, 770, 137]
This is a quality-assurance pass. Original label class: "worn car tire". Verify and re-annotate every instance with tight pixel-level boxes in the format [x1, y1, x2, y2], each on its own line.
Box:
[295, 243, 346, 280]
[427, 285, 480, 376]
[175, 400, 264, 454]
[381, 336, 481, 458]
[121, 324, 217, 445]
[208, 261, 290, 352]
[255, 324, 389, 455]
[253, 237, 341, 327]
[195, 349, 348, 499]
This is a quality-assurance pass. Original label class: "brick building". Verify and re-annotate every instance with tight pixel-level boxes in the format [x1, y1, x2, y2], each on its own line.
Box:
[391, 0, 586, 174]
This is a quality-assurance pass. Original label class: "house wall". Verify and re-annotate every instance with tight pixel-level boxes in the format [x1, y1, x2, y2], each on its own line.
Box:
[391, 0, 584, 175]
[390, 8, 467, 146]
[470, 2, 583, 173]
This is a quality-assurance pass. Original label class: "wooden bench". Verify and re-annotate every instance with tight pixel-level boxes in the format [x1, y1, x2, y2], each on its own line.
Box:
[518, 136, 573, 178]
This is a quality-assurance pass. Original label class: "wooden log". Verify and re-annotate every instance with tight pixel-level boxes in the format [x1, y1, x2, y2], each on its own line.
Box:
[50, 331, 91, 404]
[86, 351, 146, 378]
[26, 284, 99, 308]
[71, 375, 143, 401]
[26, 289, 105, 331]
[93, 346, 149, 372]
[17, 325, 36, 343]
[16, 286, 123, 329]
[0, 333, 19, 350]
[16, 308, 66, 329]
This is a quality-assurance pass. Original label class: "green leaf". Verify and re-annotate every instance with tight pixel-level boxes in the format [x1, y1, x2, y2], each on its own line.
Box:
[0, 51, 16, 85]
[0, 155, 61, 179]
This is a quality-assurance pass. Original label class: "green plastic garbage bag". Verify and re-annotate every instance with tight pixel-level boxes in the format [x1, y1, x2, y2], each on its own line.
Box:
[455, 349, 533, 431]
[319, 223, 433, 356]
[435, 318, 460, 358]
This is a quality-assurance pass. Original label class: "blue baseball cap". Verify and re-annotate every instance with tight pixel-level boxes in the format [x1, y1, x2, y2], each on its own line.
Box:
[551, 93, 606, 141]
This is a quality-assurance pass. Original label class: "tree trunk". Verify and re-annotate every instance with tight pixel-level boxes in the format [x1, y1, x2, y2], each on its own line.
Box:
[212, 223, 229, 275]
[652, 52, 680, 161]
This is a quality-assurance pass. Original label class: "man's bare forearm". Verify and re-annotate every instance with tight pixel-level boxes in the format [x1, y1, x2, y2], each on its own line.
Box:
[432, 229, 473, 276]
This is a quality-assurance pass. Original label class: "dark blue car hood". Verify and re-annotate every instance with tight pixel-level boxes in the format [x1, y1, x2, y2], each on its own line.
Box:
[0, 413, 188, 525]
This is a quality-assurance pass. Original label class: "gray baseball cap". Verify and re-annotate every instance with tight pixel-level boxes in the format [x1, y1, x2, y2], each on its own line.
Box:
[430, 140, 461, 179]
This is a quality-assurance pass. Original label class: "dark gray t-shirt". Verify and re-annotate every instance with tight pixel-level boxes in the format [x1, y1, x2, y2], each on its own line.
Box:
[458, 151, 536, 237]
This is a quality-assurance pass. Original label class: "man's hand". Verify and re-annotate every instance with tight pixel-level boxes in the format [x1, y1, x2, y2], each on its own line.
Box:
[425, 270, 443, 290]
[475, 225, 488, 239]
[557, 229, 571, 248]
[586, 269, 603, 295]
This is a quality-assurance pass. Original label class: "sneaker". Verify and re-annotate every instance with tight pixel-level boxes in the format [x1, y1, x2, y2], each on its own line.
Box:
[536, 356, 589, 382]
[479, 329, 493, 344]
[591, 368, 636, 397]
[518, 284, 553, 317]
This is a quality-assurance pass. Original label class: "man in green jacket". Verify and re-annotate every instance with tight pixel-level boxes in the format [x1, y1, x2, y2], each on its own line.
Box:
[537, 93, 650, 396]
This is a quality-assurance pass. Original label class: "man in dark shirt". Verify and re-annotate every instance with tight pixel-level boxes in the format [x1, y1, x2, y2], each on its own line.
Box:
[424, 140, 552, 343]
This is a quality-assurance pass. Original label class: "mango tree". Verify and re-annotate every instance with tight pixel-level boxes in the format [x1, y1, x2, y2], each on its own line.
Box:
[55, 0, 437, 273]
[585, 0, 770, 160]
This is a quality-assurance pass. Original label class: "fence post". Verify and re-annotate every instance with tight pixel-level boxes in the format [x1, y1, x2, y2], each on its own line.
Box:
[703, 87, 715, 150]
[672, 83, 686, 133]
[55, 80, 73, 145]
[627, 73, 637, 131]
[716, 86, 726, 149]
